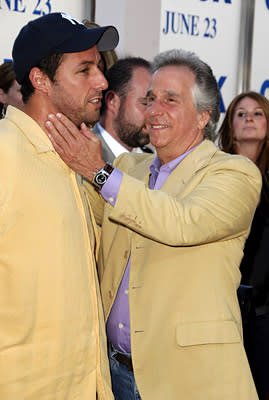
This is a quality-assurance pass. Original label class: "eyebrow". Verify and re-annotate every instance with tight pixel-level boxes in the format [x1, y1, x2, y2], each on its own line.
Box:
[76, 59, 101, 68]
[164, 90, 179, 97]
[146, 89, 179, 97]
[236, 106, 263, 111]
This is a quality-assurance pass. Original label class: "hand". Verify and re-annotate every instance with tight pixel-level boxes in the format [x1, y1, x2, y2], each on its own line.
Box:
[45, 113, 105, 180]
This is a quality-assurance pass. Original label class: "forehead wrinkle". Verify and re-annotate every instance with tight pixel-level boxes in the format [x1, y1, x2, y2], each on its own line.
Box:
[77, 59, 100, 67]
[146, 88, 180, 97]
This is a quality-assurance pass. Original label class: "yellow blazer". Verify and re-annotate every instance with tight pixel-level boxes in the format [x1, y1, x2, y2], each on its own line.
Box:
[86, 139, 261, 399]
[0, 107, 113, 400]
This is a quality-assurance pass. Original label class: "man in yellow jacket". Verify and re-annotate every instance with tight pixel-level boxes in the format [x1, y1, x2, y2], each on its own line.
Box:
[46, 49, 261, 399]
[0, 12, 119, 400]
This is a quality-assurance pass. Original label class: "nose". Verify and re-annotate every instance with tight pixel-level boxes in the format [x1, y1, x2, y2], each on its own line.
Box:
[146, 98, 163, 117]
[245, 112, 254, 121]
[93, 67, 108, 91]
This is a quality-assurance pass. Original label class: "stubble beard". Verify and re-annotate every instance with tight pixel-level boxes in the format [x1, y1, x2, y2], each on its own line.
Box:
[51, 82, 101, 128]
[59, 102, 100, 129]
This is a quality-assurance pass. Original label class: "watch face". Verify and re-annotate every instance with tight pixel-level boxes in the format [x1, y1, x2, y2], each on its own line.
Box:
[93, 164, 114, 189]
[95, 173, 107, 185]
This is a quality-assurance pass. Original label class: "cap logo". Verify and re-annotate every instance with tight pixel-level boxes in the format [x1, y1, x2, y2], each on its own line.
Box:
[60, 12, 83, 26]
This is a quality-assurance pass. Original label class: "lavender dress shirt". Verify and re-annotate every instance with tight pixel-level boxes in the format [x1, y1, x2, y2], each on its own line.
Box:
[101, 145, 200, 353]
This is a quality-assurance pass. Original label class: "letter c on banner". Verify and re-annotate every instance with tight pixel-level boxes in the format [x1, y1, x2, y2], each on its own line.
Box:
[260, 80, 269, 96]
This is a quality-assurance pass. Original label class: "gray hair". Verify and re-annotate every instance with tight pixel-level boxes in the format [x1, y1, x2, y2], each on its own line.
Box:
[151, 49, 220, 140]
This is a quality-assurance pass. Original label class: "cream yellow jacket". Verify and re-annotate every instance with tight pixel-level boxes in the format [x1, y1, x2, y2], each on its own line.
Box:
[0, 107, 113, 400]
[85, 140, 261, 400]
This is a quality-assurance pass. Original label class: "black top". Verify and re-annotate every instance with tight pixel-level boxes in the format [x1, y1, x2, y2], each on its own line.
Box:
[240, 182, 269, 313]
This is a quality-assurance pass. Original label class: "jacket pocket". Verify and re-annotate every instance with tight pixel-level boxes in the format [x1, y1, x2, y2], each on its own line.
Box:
[176, 320, 241, 347]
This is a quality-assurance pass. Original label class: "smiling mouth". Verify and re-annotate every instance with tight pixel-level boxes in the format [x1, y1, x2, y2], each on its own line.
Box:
[151, 123, 169, 129]
[89, 98, 101, 104]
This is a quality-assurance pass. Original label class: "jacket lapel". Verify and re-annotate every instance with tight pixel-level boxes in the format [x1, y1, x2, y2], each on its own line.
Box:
[160, 140, 218, 195]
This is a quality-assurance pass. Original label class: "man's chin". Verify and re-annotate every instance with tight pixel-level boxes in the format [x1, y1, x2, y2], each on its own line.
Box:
[84, 113, 100, 129]
[86, 119, 99, 129]
[139, 133, 150, 146]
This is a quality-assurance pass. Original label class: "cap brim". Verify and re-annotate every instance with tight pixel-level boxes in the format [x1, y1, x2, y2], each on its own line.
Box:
[96, 26, 119, 51]
[58, 25, 119, 54]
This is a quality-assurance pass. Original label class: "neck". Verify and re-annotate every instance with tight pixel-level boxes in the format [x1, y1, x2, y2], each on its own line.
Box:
[156, 136, 203, 165]
[22, 95, 58, 133]
[235, 141, 264, 163]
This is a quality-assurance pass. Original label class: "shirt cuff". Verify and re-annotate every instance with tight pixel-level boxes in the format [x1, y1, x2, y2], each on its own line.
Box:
[100, 168, 123, 206]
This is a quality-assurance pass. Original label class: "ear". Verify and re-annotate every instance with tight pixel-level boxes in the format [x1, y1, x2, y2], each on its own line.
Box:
[29, 67, 51, 95]
[0, 88, 7, 105]
[198, 110, 211, 130]
[105, 90, 121, 114]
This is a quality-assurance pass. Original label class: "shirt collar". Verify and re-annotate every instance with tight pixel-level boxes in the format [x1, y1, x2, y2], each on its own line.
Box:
[150, 141, 203, 175]
[97, 122, 129, 157]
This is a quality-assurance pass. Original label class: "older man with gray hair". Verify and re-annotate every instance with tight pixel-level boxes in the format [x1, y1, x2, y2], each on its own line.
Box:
[46, 49, 261, 400]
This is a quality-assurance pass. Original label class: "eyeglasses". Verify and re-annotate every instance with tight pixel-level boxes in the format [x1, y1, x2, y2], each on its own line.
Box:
[235, 110, 265, 119]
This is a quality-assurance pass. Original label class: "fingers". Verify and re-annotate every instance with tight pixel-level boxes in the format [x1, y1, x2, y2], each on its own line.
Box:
[45, 122, 74, 164]
[46, 129, 61, 153]
[80, 122, 100, 143]
[45, 121, 69, 154]
[51, 113, 79, 140]
[44, 114, 105, 177]
[45, 113, 76, 144]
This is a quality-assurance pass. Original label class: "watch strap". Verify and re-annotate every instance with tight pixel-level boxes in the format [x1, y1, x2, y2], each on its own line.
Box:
[92, 163, 114, 190]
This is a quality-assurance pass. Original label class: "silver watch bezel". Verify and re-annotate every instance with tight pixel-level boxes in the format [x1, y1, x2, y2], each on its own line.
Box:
[92, 163, 114, 189]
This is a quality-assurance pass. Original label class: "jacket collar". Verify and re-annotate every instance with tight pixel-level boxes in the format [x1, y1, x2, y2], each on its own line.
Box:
[160, 139, 218, 193]
[173, 139, 218, 179]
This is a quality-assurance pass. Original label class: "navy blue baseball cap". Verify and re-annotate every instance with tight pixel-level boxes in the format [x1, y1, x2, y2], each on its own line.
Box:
[12, 12, 119, 84]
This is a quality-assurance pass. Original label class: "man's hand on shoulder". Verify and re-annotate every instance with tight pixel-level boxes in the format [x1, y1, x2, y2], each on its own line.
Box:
[45, 113, 105, 180]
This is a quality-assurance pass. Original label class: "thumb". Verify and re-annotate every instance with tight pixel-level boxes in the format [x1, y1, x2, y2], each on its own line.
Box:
[80, 122, 99, 142]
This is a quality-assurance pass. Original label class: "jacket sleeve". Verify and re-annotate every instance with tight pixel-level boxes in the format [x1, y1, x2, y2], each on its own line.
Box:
[107, 156, 262, 246]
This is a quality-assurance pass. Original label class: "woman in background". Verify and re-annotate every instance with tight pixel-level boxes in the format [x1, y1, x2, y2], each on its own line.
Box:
[218, 91, 269, 400]
[0, 61, 23, 119]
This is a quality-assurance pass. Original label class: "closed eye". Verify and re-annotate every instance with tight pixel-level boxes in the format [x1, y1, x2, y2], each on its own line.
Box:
[139, 97, 148, 106]
[80, 67, 90, 74]
[163, 96, 178, 105]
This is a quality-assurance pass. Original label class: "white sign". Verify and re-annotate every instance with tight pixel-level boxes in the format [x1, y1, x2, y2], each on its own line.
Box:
[0, 0, 85, 63]
[250, 1, 269, 97]
[160, 0, 240, 113]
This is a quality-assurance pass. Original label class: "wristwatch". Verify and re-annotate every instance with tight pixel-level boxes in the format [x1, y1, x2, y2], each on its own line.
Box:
[92, 163, 114, 190]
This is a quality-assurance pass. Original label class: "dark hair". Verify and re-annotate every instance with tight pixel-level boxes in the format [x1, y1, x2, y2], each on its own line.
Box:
[0, 61, 16, 118]
[21, 53, 64, 103]
[101, 56, 151, 114]
[218, 91, 269, 182]
[151, 49, 220, 140]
